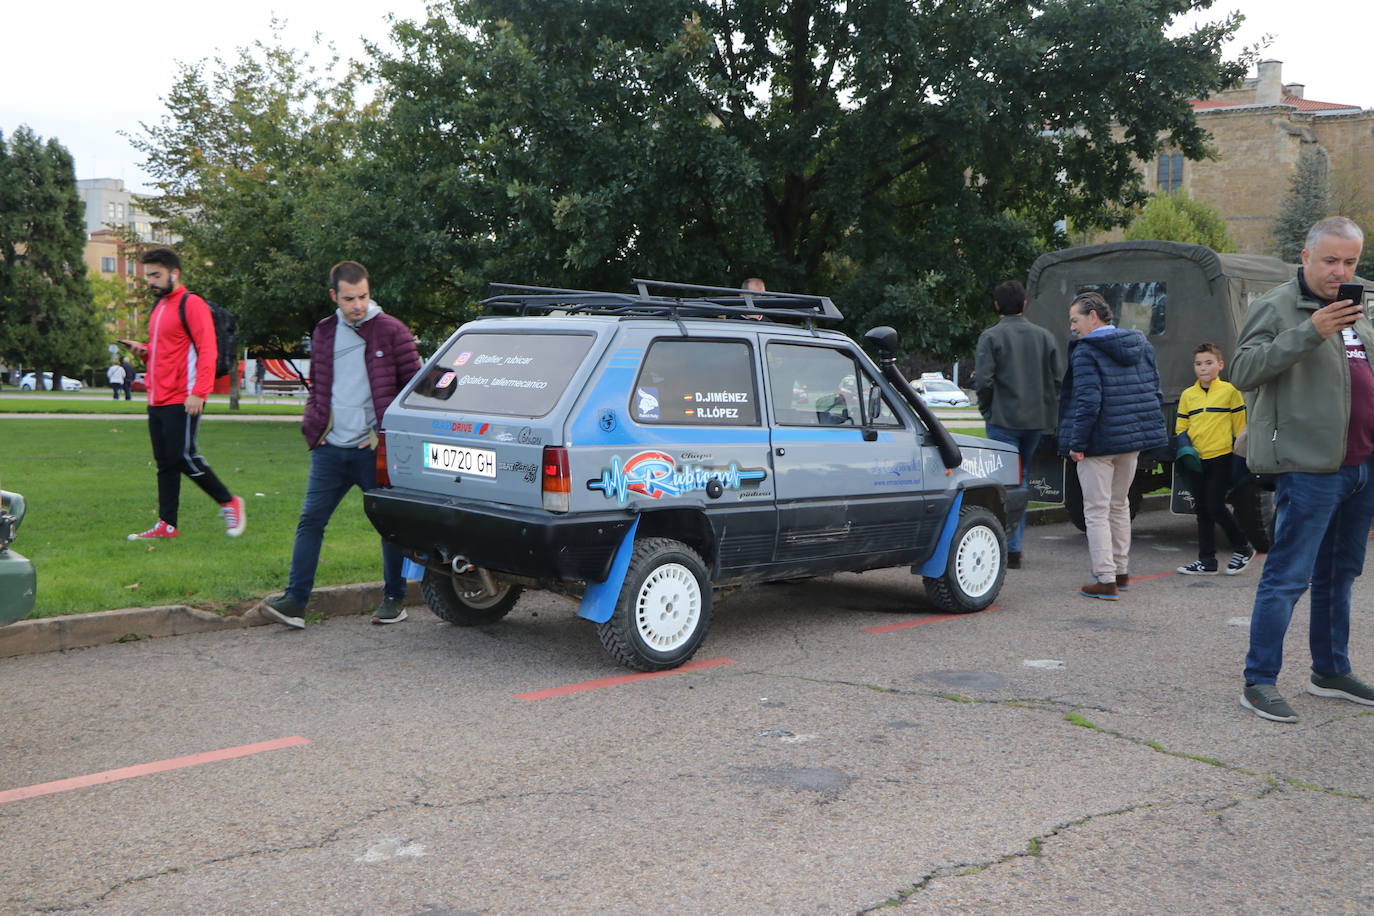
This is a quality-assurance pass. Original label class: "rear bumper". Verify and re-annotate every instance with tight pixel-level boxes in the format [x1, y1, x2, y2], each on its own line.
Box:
[363, 488, 634, 582]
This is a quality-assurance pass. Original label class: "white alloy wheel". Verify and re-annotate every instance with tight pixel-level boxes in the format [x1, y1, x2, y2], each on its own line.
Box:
[953, 524, 1000, 598]
[634, 562, 702, 652]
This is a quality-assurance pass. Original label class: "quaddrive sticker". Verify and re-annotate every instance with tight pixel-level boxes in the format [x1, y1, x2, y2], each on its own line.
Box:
[635, 386, 660, 420]
[588, 450, 767, 504]
[430, 420, 490, 436]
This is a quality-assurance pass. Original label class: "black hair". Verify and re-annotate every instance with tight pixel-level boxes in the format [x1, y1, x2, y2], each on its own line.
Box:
[139, 247, 181, 272]
[993, 281, 1026, 315]
[330, 260, 369, 290]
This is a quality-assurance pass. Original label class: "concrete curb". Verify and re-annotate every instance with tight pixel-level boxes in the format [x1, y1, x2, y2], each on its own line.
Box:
[0, 581, 422, 660]
[1, 496, 1170, 660]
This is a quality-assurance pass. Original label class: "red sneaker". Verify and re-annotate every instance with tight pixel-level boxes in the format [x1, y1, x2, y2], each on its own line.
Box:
[220, 495, 246, 538]
[128, 520, 178, 541]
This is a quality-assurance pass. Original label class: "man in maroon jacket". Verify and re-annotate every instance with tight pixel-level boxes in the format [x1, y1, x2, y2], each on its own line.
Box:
[258, 261, 422, 628]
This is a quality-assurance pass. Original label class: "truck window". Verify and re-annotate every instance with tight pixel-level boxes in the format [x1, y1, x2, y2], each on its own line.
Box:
[1077, 281, 1166, 336]
[766, 343, 897, 427]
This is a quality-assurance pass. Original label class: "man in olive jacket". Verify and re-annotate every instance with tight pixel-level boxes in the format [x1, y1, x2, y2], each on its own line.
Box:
[1230, 217, 1374, 723]
[975, 280, 1062, 568]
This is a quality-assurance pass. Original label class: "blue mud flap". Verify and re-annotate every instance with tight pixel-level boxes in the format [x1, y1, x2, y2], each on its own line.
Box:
[578, 515, 641, 623]
[916, 491, 964, 577]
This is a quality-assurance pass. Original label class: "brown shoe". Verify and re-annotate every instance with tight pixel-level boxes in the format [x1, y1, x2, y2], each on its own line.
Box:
[1116, 574, 1130, 591]
[1080, 580, 1119, 601]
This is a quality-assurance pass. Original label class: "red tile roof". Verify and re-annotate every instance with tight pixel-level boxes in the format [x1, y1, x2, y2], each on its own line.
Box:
[1191, 96, 1361, 112]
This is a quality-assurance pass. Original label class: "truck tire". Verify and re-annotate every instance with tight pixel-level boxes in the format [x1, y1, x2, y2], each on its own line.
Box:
[923, 505, 1006, 613]
[422, 568, 522, 626]
[597, 537, 712, 672]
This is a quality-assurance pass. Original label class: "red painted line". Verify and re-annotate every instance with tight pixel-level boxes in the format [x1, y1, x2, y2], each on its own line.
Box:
[863, 606, 1000, 634]
[0, 736, 311, 805]
[516, 657, 736, 701]
[1126, 571, 1175, 584]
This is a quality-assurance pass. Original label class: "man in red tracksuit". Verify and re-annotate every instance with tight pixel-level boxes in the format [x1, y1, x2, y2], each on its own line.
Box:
[126, 248, 245, 540]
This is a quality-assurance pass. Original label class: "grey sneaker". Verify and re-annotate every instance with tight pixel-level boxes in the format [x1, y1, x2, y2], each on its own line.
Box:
[1306, 672, 1374, 706]
[371, 597, 408, 625]
[259, 593, 306, 630]
[1240, 684, 1298, 723]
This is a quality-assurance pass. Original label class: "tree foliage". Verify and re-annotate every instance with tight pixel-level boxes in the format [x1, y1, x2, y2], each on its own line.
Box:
[130, 24, 372, 351]
[136, 1, 1246, 361]
[1272, 148, 1332, 263]
[1122, 189, 1235, 251]
[0, 126, 105, 385]
[361, 0, 1244, 358]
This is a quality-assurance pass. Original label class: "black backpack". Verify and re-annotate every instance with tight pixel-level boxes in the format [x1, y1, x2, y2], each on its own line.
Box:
[178, 291, 238, 378]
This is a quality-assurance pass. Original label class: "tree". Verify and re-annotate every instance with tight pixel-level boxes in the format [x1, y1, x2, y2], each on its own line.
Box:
[1122, 189, 1235, 251]
[361, 0, 1245, 358]
[1272, 148, 1331, 263]
[130, 24, 372, 351]
[0, 126, 105, 387]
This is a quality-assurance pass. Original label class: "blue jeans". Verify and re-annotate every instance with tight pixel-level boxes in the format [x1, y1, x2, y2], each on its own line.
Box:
[1244, 456, 1374, 685]
[286, 444, 404, 604]
[983, 424, 1041, 554]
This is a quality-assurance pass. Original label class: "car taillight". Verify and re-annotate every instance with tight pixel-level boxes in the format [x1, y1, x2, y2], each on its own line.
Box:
[375, 431, 392, 488]
[542, 446, 570, 512]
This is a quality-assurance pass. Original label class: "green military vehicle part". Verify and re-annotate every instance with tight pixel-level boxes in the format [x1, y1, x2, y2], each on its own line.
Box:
[1023, 240, 1304, 549]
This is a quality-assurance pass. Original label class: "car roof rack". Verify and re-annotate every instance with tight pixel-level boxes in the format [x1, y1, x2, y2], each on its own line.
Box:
[480, 278, 844, 325]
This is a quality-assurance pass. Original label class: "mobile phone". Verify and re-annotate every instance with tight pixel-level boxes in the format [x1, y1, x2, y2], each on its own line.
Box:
[1337, 283, 1366, 305]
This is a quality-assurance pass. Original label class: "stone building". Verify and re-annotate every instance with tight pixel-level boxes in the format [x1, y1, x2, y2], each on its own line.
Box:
[1140, 60, 1373, 255]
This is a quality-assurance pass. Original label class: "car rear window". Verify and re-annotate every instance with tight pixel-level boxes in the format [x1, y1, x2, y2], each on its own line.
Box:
[405, 331, 594, 417]
[632, 339, 760, 426]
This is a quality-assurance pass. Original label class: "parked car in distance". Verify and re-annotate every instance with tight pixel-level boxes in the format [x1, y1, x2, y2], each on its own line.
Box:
[912, 374, 970, 408]
[18, 372, 83, 391]
[130, 373, 147, 393]
[364, 280, 1023, 672]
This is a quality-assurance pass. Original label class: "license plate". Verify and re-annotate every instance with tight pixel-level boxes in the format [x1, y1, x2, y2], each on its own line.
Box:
[422, 442, 497, 478]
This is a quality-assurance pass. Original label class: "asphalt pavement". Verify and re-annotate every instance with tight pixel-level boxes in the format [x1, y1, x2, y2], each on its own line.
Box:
[4, 509, 1371, 914]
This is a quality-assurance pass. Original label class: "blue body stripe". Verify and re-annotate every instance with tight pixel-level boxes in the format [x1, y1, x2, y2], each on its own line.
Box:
[917, 491, 965, 577]
[578, 515, 641, 623]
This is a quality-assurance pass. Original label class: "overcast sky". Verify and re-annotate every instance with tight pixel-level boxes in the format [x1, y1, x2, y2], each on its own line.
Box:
[3, 0, 1371, 194]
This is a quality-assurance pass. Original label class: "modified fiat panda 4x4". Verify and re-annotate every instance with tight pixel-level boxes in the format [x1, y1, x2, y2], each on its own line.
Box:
[364, 280, 1024, 671]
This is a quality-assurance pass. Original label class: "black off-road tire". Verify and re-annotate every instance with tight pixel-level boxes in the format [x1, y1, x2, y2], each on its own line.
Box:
[923, 505, 1006, 613]
[596, 538, 713, 672]
[421, 568, 522, 626]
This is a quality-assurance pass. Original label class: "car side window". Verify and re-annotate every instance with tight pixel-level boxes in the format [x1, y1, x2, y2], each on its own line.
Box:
[767, 343, 898, 428]
[632, 339, 760, 425]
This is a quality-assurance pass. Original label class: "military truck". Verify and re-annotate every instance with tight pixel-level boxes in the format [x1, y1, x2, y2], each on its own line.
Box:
[1023, 240, 1296, 549]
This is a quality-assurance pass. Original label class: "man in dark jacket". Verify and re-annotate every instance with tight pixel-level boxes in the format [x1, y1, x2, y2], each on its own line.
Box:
[1057, 292, 1167, 600]
[975, 280, 1063, 568]
[258, 261, 422, 628]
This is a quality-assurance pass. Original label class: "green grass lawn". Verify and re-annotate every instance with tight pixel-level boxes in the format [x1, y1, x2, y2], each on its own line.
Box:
[0, 396, 304, 416]
[2, 419, 383, 618]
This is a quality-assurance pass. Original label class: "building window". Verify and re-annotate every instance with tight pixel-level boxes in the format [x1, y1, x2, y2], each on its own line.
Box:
[100, 256, 116, 273]
[106, 202, 116, 221]
[1157, 152, 1184, 192]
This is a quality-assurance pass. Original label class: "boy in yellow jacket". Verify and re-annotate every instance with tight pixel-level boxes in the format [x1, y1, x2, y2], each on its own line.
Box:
[1175, 342, 1255, 575]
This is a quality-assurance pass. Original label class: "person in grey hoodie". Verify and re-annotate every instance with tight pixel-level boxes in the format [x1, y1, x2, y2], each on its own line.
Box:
[1057, 292, 1167, 600]
[258, 261, 422, 629]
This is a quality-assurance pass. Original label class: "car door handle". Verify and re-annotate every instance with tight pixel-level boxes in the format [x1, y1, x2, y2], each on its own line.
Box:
[862, 429, 878, 442]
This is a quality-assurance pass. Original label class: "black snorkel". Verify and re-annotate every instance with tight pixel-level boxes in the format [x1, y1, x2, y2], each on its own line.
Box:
[864, 326, 963, 470]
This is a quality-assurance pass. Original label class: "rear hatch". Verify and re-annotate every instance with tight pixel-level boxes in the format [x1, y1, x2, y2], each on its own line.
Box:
[382, 321, 609, 510]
